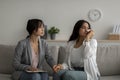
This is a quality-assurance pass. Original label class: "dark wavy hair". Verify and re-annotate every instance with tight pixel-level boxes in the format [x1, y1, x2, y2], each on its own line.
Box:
[68, 20, 91, 42]
[26, 19, 44, 36]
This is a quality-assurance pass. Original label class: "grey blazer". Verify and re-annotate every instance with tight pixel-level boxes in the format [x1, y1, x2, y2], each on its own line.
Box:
[12, 37, 55, 80]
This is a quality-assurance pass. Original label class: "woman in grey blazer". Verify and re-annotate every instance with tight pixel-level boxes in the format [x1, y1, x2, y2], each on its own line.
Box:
[12, 19, 57, 80]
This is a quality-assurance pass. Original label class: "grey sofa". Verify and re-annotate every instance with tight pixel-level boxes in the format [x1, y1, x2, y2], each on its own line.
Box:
[0, 43, 120, 80]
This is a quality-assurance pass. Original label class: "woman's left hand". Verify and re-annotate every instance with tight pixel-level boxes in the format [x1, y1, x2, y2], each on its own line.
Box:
[53, 64, 62, 73]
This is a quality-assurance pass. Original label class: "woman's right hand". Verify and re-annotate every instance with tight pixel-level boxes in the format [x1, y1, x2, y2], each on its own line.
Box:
[26, 66, 38, 71]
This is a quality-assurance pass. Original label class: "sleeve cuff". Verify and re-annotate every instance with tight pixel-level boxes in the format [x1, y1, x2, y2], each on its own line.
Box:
[62, 63, 68, 69]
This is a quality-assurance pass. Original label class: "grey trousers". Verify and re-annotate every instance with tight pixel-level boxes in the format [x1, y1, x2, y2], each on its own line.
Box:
[53, 69, 87, 80]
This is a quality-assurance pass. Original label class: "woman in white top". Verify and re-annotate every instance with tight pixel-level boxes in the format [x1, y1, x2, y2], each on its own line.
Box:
[53, 20, 100, 80]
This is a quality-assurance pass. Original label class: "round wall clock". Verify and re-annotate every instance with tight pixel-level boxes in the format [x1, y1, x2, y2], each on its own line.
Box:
[88, 9, 102, 22]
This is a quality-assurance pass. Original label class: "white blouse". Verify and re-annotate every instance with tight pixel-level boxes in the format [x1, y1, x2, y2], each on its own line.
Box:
[62, 39, 100, 80]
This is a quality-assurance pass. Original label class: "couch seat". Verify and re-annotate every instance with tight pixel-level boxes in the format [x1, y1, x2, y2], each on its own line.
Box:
[100, 75, 120, 80]
[0, 74, 11, 80]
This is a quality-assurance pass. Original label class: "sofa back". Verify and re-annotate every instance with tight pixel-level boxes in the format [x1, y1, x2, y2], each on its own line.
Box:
[97, 44, 120, 76]
[0, 44, 120, 76]
[42, 46, 59, 75]
[0, 45, 15, 74]
[58, 44, 120, 76]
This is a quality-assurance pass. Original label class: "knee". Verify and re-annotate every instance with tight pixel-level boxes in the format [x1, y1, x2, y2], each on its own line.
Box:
[41, 73, 49, 78]
[53, 70, 67, 80]
[64, 71, 72, 77]
[57, 69, 67, 76]
[53, 72, 60, 80]
[62, 71, 75, 80]
[31, 73, 41, 80]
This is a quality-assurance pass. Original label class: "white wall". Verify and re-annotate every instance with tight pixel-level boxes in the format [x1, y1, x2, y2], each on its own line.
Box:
[0, 0, 120, 45]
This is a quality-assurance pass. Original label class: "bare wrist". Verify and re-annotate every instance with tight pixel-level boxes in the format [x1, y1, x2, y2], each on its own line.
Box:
[86, 37, 90, 42]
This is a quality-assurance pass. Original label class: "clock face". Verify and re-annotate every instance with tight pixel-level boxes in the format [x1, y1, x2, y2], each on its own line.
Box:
[88, 9, 102, 22]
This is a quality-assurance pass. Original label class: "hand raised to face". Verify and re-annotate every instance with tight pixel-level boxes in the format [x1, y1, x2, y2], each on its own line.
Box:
[86, 29, 94, 42]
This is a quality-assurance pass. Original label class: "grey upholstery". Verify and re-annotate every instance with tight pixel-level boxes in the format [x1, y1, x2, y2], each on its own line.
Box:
[0, 44, 120, 80]
[42, 46, 59, 75]
[100, 75, 120, 80]
[0, 74, 11, 80]
[0, 45, 15, 74]
[97, 45, 120, 76]
[58, 46, 67, 64]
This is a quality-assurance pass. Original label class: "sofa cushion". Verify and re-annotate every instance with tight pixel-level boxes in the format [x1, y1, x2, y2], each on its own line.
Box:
[97, 45, 120, 76]
[48, 46, 59, 64]
[58, 46, 67, 64]
[0, 45, 15, 74]
[0, 74, 11, 80]
[100, 75, 120, 80]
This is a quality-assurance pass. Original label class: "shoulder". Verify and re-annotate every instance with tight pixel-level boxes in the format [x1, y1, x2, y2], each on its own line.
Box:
[17, 38, 28, 47]
[90, 39, 97, 43]
[67, 40, 75, 45]
[90, 39, 97, 46]
[40, 38, 46, 44]
[40, 38, 45, 42]
[39, 38, 48, 47]
[67, 40, 75, 48]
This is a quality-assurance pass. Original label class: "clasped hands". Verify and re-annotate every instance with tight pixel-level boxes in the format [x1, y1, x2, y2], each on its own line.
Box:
[26, 65, 62, 73]
[53, 64, 63, 73]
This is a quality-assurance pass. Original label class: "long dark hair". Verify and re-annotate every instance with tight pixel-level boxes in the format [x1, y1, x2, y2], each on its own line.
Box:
[68, 20, 91, 42]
